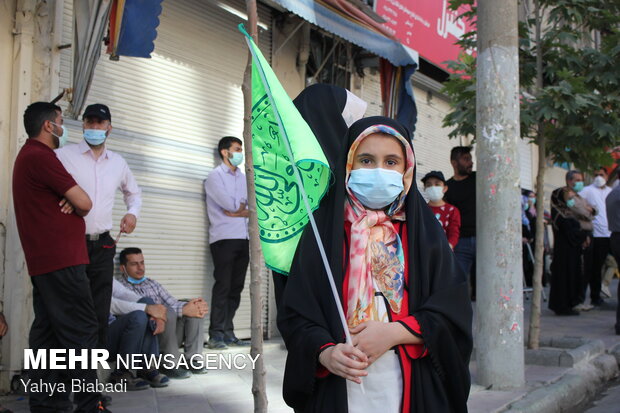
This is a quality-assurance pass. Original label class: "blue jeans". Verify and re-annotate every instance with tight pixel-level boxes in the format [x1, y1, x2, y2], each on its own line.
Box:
[454, 236, 476, 298]
[107, 297, 159, 369]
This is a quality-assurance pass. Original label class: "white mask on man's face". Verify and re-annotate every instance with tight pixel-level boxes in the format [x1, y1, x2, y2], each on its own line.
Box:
[593, 175, 607, 188]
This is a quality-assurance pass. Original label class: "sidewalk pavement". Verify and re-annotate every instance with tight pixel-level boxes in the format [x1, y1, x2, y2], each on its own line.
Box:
[469, 280, 620, 413]
[2, 281, 620, 413]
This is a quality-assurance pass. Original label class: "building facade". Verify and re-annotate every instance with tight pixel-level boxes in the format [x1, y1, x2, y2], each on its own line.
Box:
[0, 0, 566, 391]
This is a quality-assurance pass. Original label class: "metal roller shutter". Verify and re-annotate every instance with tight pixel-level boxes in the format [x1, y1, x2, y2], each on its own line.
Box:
[519, 138, 534, 191]
[58, 0, 273, 339]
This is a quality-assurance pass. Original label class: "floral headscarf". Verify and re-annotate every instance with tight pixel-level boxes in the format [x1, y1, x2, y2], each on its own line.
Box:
[344, 124, 415, 328]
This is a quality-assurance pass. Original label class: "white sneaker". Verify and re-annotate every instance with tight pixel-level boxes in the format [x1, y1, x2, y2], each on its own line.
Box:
[573, 303, 594, 311]
[601, 284, 612, 298]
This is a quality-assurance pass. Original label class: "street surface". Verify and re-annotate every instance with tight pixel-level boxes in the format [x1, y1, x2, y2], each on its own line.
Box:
[1, 281, 619, 412]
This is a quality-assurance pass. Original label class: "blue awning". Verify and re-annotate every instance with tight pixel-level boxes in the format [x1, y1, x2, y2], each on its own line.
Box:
[115, 0, 164, 58]
[270, 0, 418, 67]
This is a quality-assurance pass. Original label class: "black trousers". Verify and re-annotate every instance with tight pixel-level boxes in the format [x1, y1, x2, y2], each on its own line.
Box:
[582, 237, 610, 302]
[86, 232, 116, 347]
[609, 233, 620, 333]
[209, 239, 249, 341]
[29, 265, 100, 413]
[272, 270, 287, 313]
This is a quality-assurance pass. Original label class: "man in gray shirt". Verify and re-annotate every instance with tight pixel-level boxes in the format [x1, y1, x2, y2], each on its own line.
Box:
[605, 175, 620, 334]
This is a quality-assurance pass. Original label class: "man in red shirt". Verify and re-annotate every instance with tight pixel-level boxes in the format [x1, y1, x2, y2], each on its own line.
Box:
[12, 102, 109, 413]
[422, 171, 461, 250]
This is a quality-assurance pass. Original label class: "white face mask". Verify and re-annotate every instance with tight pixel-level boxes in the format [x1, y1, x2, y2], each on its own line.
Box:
[51, 122, 68, 147]
[593, 176, 607, 188]
[425, 186, 444, 202]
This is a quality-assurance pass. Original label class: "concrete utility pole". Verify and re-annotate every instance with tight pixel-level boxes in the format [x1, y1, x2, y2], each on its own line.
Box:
[475, 0, 525, 389]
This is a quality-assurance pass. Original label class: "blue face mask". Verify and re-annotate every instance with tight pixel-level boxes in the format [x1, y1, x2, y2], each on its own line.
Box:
[127, 275, 147, 285]
[51, 123, 68, 147]
[566, 198, 576, 208]
[348, 168, 404, 210]
[572, 181, 584, 192]
[83, 129, 107, 146]
[229, 151, 244, 166]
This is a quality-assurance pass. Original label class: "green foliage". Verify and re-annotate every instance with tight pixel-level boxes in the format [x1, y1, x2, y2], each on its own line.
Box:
[442, 0, 620, 171]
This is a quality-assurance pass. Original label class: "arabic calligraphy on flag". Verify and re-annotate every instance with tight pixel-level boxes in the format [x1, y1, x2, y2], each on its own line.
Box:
[240, 25, 331, 275]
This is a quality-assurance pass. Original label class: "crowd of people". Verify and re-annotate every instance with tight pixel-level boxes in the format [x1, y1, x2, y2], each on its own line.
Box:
[418, 145, 620, 328]
[548, 168, 620, 326]
[8, 86, 620, 413]
[11, 102, 251, 412]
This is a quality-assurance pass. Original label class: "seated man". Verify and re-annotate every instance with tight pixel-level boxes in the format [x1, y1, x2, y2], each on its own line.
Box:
[108, 278, 170, 389]
[119, 248, 208, 378]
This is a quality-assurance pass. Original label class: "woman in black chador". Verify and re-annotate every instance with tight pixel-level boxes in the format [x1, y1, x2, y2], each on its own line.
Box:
[548, 187, 588, 316]
[278, 116, 472, 413]
[272, 84, 367, 310]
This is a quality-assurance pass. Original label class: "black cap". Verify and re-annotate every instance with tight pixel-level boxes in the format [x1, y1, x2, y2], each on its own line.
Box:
[83, 104, 111, 121]
[421, 170, 446, 184]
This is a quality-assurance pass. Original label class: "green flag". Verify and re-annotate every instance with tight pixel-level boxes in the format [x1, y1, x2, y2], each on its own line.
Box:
[239, 25, 331, 275]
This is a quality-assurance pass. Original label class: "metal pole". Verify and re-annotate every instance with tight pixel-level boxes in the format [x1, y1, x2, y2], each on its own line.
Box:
[242, 1, 268, 411]
[475, 0, 525, 389]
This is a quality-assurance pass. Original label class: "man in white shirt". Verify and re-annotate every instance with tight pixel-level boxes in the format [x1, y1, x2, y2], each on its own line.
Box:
[108, 279, 169, 389]
[56, 103, 142, 348]
[580, 167, 612, 306]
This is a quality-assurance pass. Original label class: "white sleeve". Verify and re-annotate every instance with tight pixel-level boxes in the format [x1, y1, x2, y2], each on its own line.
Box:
[113, 278, 141, 301]
[120, 159, 142, 218]
[111, 279, 147, 315]
[110, 297, 147, 316]
[580, 187, 594, 204]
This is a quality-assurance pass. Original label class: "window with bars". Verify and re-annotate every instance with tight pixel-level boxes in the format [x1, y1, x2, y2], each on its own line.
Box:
[305, 30, 363, 89]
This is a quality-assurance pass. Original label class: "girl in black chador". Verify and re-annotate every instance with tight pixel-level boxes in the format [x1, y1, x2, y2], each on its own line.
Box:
[278, 116, 472, 413]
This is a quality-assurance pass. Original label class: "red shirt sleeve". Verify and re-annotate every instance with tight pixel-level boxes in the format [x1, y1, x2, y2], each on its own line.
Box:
[35, 152, 78, 197]
[316, 342, 335, 378]
[446, 205, 461, 249]
[397, 316, 429, 359]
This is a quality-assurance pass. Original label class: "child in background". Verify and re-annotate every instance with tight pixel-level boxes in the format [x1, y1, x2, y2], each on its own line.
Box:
[422, 171, 461, 249]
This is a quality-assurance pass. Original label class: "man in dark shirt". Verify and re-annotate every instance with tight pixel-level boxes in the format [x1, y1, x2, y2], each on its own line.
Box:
[445, 146, 477, 299]
[12, 102, 109, 413]
[605, 173, 620, 334]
